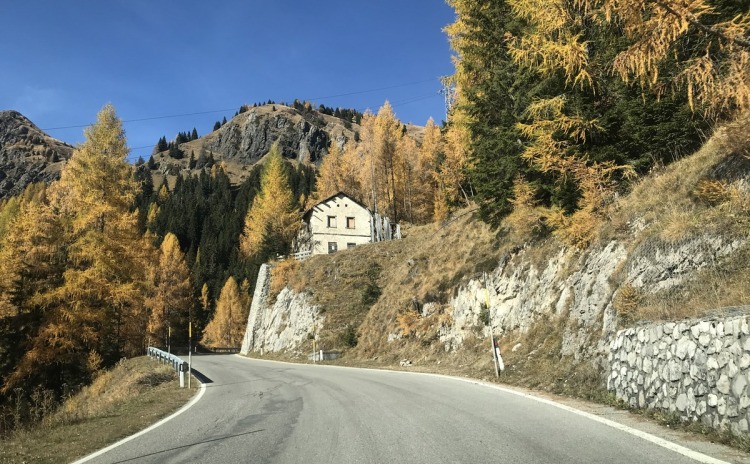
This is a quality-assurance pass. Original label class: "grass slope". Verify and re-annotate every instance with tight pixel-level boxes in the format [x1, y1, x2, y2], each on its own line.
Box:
[0, 356, 196, 464]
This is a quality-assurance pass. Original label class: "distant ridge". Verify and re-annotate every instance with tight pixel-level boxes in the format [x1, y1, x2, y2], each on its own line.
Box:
[0, 110, 74, 199]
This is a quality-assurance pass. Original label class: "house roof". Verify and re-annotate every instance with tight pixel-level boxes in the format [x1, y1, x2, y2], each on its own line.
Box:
[302, 191, 371, 221]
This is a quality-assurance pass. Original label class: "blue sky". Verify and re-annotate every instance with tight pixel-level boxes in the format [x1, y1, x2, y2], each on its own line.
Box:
[1, 1, 456, 162]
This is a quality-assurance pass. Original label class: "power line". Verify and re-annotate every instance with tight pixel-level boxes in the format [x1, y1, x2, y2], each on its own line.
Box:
[41, 78, 439, 132]
[43, 109, 237, 131]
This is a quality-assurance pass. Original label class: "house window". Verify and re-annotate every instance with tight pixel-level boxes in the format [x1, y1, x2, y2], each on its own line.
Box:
[347, 243, 356, 249]
[328, 242, 338, 254]
[346, 217, 355, 229]
[327, 216, 337, 228]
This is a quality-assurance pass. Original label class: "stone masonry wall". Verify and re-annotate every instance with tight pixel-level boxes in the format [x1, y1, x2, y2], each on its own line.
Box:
[607, 310, 750, 435]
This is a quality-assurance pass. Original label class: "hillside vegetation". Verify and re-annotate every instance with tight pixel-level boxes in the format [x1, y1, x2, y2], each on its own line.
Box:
[273, 113, 750, 399]
[0, 356, 193, 464]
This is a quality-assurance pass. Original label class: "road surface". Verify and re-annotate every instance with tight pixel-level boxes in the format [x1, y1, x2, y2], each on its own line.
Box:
[78, 354, 723, 463]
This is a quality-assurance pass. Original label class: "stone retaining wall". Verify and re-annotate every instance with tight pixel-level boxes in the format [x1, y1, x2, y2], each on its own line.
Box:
[607, 310, 750, 435]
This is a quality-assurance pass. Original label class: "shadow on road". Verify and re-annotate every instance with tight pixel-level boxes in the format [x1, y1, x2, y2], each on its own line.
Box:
[106, 429, 265, 463]
[190, 368, 213, 384]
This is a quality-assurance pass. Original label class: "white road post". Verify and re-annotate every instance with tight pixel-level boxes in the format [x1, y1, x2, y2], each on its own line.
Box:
[312, 323, 316, 363]
[484, 272, 500, 378]
[188, 321, 192, 389]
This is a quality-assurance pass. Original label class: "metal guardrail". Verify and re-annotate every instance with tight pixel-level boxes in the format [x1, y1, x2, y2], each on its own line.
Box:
[147, 346, 188, 375]
[210, 347, 241, 353]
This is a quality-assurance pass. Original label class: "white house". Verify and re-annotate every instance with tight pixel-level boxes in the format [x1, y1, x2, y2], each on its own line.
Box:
[296, 192, 400, 257]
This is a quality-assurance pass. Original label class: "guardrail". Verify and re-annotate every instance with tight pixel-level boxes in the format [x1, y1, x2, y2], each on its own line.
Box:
[147, 347, 189, 387]
[210, 347, 240, 354]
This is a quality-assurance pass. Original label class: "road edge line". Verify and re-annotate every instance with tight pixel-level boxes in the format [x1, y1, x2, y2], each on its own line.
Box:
[443, 374, 730, 464]
[71, 380, 207, 464]
[234, 354, 729, 464]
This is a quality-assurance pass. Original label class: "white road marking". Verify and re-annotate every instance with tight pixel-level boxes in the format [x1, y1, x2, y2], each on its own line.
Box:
[72, 381, 206, 464]
[235, 355, 730, 464]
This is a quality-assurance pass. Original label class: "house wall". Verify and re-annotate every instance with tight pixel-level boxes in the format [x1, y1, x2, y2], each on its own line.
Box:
[309, 194, 372, 255]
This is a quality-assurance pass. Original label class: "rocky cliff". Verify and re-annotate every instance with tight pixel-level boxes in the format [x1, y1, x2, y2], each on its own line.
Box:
[0, 110, 74, 198]
[240, 264, 322, 355]
[150, 104, 362, 186]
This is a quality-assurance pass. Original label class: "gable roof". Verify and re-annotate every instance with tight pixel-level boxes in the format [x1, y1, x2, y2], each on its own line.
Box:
[303, 191, 371, 221]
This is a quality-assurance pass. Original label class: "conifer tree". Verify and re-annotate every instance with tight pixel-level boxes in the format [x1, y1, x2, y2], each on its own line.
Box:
[0, 200, 66, 394]
[373, 102, 405, 223]
[201, 276, 248, 347]
[311, 141, 349, 203]
[2, 104, 153, 394]
[240, 143, 299, 261]
[146, 232, 193, 349]
[414, 118, 442, 223]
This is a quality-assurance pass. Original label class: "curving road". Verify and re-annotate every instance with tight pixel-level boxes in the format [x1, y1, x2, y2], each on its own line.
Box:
[77, 354, 723, 464]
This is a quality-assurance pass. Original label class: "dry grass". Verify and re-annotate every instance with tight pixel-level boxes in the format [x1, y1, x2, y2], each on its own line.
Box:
[269, 258, 300, 303]
[284, 209, 509, 356]
[0, 356, 196, 464]
[629, 242, 750, 322]
[608, 114, 750, 244]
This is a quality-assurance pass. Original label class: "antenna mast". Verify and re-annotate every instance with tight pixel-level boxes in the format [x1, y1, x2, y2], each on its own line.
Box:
[439, 77, 456, 122]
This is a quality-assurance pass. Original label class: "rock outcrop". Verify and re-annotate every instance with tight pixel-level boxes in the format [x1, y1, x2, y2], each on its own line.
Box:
[0, 110, 74, 198]
[151, 105, 363, 185]
[440, 234, 743, 357]
[240, 264, 322, 355]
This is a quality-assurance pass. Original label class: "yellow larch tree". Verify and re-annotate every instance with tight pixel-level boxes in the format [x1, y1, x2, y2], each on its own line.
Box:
[201, 276, 248, 348]
[3, 104, 153, 393]
[435, 112, 472, 220]
[414, 118, 443, 223]
[357, 111, 379, 212]
[372, 101, 406, 223]
[146, 232, 193, 349]
[590, 0, 750, 114]
[240, 143, 300, 261]
[313, 140, 345, 201]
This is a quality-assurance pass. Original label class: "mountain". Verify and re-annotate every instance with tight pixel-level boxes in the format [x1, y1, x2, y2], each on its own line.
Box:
[0, 110, 74, 198]
[149, 104, 424, 188]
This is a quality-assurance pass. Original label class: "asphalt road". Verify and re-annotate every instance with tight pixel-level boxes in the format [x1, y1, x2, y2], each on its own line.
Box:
[78, 354, 719, 464]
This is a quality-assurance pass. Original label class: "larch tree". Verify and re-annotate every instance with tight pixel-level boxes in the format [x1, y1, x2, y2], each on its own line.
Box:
[588, 0, 750, 115]
[339, 140, 364, 203]
[2, 104, 153, 395]
[52, 104, 152, 362]
[201, 276, 248, 347]
[414, 118, 443, 223]
[311, 141, 347, 203]
[357, 112, 379, 212]
[146, 232, 193, 349]
[240, 143, 300, 262]
[309, 140, 363, 208]
[0, 199, 65, 395]
[373, 102, 406, 224]
[396, 134, 419, 223]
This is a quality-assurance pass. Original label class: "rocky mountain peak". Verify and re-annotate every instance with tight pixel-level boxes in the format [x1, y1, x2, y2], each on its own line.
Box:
[0, 110, 74, 198]
[149, 104, 361, 185]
